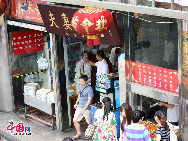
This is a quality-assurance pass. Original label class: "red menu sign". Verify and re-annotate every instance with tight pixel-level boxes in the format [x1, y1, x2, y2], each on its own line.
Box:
[125, 60, 179, 94]
[12, 30, 44, 55]
[11, 0, 47, 23]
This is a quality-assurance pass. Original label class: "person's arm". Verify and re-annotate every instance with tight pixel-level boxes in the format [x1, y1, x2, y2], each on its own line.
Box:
[112, 125, 118, 141]
[110, 114, 118, 141]
[74, 94, 80, 109]
[156, 134, 161, 141]
[81, 97, 92, 113]
[159, 102, 174, 109]
[120, 129, 122, 141]
[88, 60, 96, 67]
[94, 111, 98, 126]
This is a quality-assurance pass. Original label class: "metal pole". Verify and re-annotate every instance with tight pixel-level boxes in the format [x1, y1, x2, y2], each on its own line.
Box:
[152, 0, 155, 7]
[140, 95, 143, 111]
[178, 19, 183, 140]
[171, 0, 174, 10]
[63, 36, 72, 127]
[128, 12, 131, 82]
[127, 12, 133, 107]
[134, 0, 137, 6]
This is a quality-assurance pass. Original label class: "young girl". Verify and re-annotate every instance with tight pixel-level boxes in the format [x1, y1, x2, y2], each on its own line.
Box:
[93, 97, 118, 141]
[154, 110, 170, 141]
[120, 103, 132, 141]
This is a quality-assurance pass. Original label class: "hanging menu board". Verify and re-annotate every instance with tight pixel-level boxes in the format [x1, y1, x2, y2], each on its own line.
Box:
[12, 30, 44, 55]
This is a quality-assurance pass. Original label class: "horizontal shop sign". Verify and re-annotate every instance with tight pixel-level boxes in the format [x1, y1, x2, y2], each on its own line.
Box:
[125, 60, 179, 94]
[38, 4, 122, 47]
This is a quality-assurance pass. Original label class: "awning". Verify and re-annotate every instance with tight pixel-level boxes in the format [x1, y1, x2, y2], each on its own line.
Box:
[38, 4, 123, 47]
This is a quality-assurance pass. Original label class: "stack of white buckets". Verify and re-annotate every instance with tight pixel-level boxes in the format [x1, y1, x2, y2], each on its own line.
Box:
[24, 83, 55, 103]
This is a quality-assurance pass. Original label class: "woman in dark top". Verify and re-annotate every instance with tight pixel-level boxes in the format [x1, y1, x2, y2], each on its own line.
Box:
[154, 110, 170, 141]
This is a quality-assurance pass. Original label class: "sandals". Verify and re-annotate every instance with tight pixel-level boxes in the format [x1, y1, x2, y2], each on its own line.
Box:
[72, 134, 81, 140]
[83, 136, 90, 140]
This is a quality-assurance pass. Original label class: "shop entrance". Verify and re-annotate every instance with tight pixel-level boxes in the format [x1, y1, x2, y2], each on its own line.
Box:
[9, 25, 58, 129]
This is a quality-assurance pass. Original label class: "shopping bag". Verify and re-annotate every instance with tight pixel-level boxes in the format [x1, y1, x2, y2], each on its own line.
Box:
[85, 124, 96, 139]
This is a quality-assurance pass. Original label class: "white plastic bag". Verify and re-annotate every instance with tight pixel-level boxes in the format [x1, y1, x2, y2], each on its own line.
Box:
[167, 122, 178, 141]
[37, 57, 48, 70]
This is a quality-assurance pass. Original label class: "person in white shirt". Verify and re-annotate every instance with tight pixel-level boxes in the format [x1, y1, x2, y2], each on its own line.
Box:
[75, 51, 92, 80]
[109, 47, 121, 72]
[159, 102, 179, 126]
[87, 50, 109, 76]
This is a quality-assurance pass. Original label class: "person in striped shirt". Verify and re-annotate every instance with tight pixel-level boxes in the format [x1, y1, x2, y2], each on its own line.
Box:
[154, 110, 170, 141]
[126, 110, 151, 141]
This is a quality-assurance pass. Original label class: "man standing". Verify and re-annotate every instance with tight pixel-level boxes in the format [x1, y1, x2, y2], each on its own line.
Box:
[109, 47, 121, 72]
[126, 110, 151, 141]
[159, 102, 179, 126]
[72, 75, 94, 140]
[87, 50, 109, 76]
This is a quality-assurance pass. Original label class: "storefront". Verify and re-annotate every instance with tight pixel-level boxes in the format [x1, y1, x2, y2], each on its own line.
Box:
[0, 0, 67, 131]
[37, 3, 124, 127]
[2, 0, 188, 139]
[38, 0, 188, 139]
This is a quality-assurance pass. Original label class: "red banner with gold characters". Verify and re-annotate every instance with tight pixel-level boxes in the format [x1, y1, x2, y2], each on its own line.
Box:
[125, 60, 179, 94]
[12, 30, 44, 55]
[37, 4, 123, 47]
[11, 0, 47, 23]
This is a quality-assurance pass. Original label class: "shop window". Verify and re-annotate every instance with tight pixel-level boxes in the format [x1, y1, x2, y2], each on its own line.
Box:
[126, 13, 179, 93]
[130, 14, 178, 69]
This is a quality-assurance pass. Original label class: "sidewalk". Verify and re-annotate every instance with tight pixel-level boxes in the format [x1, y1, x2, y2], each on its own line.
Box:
[0, 112, 88, 141]
[0, 136, 8, 141]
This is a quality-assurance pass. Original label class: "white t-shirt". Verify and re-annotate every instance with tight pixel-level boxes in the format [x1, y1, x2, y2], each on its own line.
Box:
[167, 105, 179, 123]
[95, 59, 109, 76]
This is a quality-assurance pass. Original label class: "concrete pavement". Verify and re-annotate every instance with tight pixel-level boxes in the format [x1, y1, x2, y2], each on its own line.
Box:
[0, 112, 88, 141]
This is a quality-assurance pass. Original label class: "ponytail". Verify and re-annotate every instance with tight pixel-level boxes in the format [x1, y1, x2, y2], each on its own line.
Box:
[155, 110, 169, 131]
[102, 97, 112, 120]
[160, 116, 169, 131]
[120, 103, 132, 131]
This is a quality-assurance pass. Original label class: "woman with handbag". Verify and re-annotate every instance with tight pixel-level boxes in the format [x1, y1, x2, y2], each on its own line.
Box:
[93, 97, 118, 141]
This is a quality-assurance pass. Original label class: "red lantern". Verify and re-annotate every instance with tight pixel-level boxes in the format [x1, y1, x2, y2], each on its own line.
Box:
[71, 7, 113, 46]
[0, 0, 7, 16]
